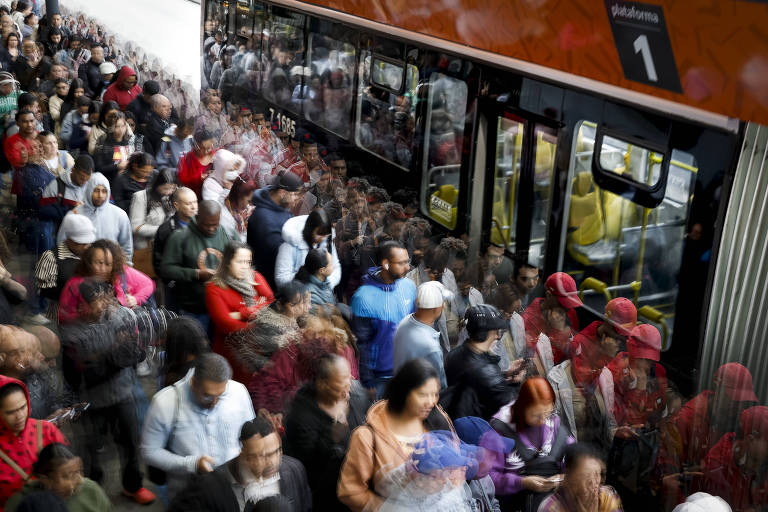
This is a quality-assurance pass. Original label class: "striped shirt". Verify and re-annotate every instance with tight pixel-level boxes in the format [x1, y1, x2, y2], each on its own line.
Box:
[34, 243, 78, 290]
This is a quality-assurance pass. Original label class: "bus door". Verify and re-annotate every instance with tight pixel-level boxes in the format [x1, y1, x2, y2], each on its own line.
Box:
[486, 109, 559, 272]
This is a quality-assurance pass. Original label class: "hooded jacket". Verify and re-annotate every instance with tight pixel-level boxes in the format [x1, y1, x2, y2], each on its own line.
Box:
[202, 149, 245, 204]
[102, 66, 142, 110]
[57, 173, 133, 261]
[275, 214, 342, 289]
[155, 125, 192, 170]
[39, 166, 88, 225]
[0, 376, 67, 507]
[247, 187, 293, 289]
[350, 268, 417, 388]
[337, 400, 453, 512]
[158, 217, 230, 313]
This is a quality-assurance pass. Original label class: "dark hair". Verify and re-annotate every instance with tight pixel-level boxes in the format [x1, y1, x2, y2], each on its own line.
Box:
[48, 27, 62, 39]
[15, 491, 68, 512]
[15, 0, 30, 11]
[302, 209, 332, 253]
[563, 443, 604, 473]
[488, 283, 520, 315]
[38, 130, 54, 139]
[99, 100, 120, 129]
[32, 443, 76, 477]
[128, 151, 154, 172]
[239, 416, 275, 442]
[295, 248, 329, 283]
[226, 174, 257, 208]
[193, 128, 214, 146]
[23, 12, 35, 23]
[244, 495, 294, 512]
[313, 352, 346, 383]
[4, 32, 18, 48]
[163, 317, 209, 385]
[193, 352, 232, 383]
[274, 280, 306, 308]
[76, 239, 124, 284]
[513, 261, 539, 280]
[0, 382, 25, 402]
[148, 167, 176, 205]
[87, 100, 100, 116]
[384, 358, 439, 414]
[220, 240, 251, 279]
[367, 186, 389, 204]
[75, 95, 91, 108]
[53, 77, 67, 86]
[17, 92, 37, 109]
[73, 154, 94, 173]
[14, 108, 34, 122]
[378, 240, 406, 265]
[64, 78, 86, 103]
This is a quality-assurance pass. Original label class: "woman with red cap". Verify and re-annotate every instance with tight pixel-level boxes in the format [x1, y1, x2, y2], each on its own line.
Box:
[704, 405, 768, 510]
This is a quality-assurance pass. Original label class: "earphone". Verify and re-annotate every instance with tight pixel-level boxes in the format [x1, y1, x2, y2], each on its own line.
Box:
[384, 263, 389, 270]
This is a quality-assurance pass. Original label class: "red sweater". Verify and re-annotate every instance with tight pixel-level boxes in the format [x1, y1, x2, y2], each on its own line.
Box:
[0, 376, 68, 508]
[177, 151, 213, 198]
[704, 432, 768, 510]
[206, 271, 274, 383]
[102, 66, 142, 110]
[523, 297, 579, 364]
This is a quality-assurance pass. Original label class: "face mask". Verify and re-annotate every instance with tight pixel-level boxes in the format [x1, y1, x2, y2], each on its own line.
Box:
[224, 170, 239, 181]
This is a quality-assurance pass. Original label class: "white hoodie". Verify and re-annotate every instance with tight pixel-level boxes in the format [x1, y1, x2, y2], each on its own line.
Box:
[274, 214, 341, 289]
[202, 149, 246, 204]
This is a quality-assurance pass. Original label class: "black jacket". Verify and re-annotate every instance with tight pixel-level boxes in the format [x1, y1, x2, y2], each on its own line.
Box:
[443, 344, 519, 421]
[284, 382, 369, 511]
[139, 111, 171, 157]
[78, 59, 103, 97]
[168, 455, 312, 512]
[152, 214, 185, 276]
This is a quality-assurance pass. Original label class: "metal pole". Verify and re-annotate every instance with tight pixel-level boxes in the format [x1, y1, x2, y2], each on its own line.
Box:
[45, 0, 59, 20]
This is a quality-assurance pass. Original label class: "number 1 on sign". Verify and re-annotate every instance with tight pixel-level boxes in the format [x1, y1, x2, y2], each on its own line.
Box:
[633, 34, 658, 82]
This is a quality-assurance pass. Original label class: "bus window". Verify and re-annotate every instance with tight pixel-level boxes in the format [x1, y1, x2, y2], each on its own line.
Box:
[422, 72, 468, 229]
[235, 0, 253, 39]
[262, 13, 305, 113]
[491, 116, 524, 251]
[356, 51, 419, 170]
[308, 33, 356, 138]
[228, 12, 264, 109]
[562, 121, 697, 349]
[529, 125, 557, 268]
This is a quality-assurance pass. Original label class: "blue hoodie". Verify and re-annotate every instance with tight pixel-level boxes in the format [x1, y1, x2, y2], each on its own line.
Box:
[247, 187, 293, 289]
[351, 267, 417, 388]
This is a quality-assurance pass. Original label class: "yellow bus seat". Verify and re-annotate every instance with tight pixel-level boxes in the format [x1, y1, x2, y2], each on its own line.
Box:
[429, 184, 458, 230]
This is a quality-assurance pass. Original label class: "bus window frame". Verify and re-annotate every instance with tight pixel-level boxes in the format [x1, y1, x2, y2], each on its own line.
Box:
[592, 127, 671, 209]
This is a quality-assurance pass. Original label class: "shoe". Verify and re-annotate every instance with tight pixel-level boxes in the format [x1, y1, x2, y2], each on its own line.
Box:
[136, 360, 151, 377]
[25, 313, 50, 325]
[122, 487, 156, 505]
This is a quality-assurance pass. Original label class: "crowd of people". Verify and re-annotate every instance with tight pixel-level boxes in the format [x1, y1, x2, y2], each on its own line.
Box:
[0, 3, 760, 512]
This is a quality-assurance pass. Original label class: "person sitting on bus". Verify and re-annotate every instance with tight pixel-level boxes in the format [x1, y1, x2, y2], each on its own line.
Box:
[522, 272, 582, 368]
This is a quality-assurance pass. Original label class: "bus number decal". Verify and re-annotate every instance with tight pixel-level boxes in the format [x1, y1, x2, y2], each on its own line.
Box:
[633, 34, 657, 83]
[267, 108, 296, 138]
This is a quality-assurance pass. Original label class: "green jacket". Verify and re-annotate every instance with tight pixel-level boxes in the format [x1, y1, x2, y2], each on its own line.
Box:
[5, 478, 111, 512]
[159, 217, 231, 313]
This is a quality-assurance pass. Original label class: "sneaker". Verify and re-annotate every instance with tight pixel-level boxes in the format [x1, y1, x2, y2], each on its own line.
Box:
[136, 360, 151, 377]
[25, 313, 50, 325]
[122, 487, 156, 505]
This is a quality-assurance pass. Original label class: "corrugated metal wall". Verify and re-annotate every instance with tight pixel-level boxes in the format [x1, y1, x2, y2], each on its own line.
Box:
[701, 122, 768, 402]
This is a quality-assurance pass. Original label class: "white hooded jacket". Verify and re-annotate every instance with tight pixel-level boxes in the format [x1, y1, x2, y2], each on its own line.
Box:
[58, 172, 134, 262]
[202, 149, 246, 204]
[274, 214, 341, 289]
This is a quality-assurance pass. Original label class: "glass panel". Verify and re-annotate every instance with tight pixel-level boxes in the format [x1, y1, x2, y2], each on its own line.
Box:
[235, 0, 254, 39]
[562, 121, 698, 350]
[371, 58, 403, 91]
[262, 14, 305, 112]
[490, 116, 524, 251]
[422, 72, 468, 229]
[356, 51, 418, 170]
[599, 135, 663, 188]
[307, 33, 356, 138]
[529, 125, 557, 268]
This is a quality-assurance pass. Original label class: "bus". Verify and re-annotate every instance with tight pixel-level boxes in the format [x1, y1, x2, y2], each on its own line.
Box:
[199, 0, 768, 418]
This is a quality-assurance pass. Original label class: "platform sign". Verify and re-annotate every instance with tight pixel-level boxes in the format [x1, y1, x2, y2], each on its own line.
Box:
[604, 1, 682, 93]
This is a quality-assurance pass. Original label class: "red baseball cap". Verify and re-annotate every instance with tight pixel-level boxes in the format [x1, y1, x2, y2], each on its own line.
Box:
[604, 297, 637, 336]
[626, 324, 661, 361]
[545, 272, 582, 310]
[740, 406, 768, 438]
[714, 363, 759, 403]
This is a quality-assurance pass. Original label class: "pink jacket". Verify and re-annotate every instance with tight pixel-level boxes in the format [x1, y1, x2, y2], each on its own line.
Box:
[58, 266, 155, 324]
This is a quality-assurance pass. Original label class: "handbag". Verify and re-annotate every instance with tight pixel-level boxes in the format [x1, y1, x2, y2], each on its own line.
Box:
[133, 245, 156, 279]
[147, 384, 181, 485]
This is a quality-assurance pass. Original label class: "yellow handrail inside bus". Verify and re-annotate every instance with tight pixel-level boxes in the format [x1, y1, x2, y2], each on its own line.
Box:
[578, 277, 612, 303]
[638, 305, 669, 350]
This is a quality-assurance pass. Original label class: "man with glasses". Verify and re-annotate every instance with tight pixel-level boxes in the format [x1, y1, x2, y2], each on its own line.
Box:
[169, 416, 310, 512]
[351, 240, 417, 399]
[444, 304, 523, 421]
[141, 353, 255, 502]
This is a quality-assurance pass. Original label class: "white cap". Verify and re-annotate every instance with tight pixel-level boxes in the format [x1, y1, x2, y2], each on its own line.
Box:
[672, 493, 731, 512]
[417, 281, 451, 309]
[99, 62, 117, 75]
[59, 213, 96, 244]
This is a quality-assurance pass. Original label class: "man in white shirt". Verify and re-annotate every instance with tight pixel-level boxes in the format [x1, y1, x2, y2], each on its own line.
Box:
[140, 353, 255, 500]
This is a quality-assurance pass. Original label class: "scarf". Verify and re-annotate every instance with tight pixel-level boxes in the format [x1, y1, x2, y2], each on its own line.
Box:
[222, 274, 257, 307]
